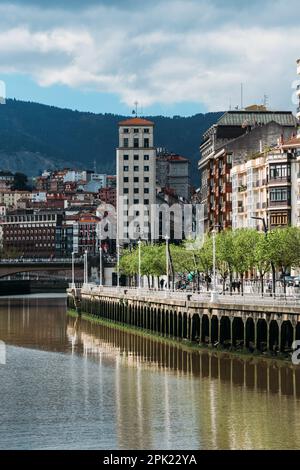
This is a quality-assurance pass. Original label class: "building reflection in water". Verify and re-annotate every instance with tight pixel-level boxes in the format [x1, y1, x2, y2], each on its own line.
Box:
[1, 297, 300, 450]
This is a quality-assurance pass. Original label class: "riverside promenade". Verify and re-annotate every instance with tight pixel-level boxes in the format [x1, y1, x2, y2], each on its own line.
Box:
[67, 285, 300, 355]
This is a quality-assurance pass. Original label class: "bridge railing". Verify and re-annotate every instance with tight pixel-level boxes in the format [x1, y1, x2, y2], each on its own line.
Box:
[0, 258, 83, 264]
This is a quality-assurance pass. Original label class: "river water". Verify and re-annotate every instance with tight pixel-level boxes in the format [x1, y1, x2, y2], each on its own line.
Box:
[0, 295, 300, 450]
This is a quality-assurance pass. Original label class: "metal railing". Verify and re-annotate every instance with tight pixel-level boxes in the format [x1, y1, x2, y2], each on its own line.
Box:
[78, 285, 300, 307]
[0, 258, 83, 264]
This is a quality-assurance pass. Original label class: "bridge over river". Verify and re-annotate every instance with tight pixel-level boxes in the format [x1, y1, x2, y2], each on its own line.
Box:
[67, 285, 300, 357]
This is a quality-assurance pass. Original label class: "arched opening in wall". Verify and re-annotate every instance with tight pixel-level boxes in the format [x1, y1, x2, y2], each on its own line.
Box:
[202, 315, 209, 343]
[211, 316, 219, 344]
[163, 309, 167, 335]
[257, 319, 267, 352]
[245, 317, 254, 348]
[169, 311, 174, 336]
[296, 323, 300, 341]
[157, 309, 161, 334]
[232, 317, 244, 348]
[178, 313, 183, 338]
[281, 321, 293, 353]
[153, 308, 157, 331]
[183, 313, 188, 339]
[269, 320, 279, 353]
[220, 316, 230, 345]
[191, 314, 200, 342]
[165, 310, 169, 336]
[173, 311, 178, 337]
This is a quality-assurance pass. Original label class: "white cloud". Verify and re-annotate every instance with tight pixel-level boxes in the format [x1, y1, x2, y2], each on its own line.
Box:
[0, 0, 299, 111]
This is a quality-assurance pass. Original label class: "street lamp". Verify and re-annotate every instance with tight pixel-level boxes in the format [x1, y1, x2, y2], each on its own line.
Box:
[251, 216, 276, 297]
[98, 225, 103, 287]
[116, 243, 120, 288]
[84, 249, 88, 285]
[71, 251, 75, 288]
[99, 245, 103, 287]
[138, 238, 141, 290]
[165, 235, 169, 292]
[211, 228, 218, 303]
[251, 216, 268, 236]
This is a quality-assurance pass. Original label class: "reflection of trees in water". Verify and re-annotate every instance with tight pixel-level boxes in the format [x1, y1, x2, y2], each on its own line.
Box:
[67, 315, 300, 399]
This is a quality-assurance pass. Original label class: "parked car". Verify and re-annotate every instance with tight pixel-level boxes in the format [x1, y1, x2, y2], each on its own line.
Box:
[280, 275, 296, 287]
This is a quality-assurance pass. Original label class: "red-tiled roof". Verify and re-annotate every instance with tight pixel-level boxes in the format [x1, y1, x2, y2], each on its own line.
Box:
[118, 117, 154, 127]
[281, 136, 300, 148]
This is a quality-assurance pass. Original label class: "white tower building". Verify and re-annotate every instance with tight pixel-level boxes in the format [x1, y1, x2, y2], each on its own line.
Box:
[116, 117, 156, 244]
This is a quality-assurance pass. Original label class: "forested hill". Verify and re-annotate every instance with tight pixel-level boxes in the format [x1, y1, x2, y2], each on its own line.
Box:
[0, 99, 222, 184]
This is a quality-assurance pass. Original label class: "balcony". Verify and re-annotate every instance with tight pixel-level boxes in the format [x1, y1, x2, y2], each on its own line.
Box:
[269, 200, 291, 208]
[268, 177, 291, 185]
[238, 184, 247, 193]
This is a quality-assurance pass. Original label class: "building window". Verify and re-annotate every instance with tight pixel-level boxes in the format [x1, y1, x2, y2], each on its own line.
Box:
[123, 154, 129, 160]
[144, 177, 149, 182]
[270, 213, 288, 226]
[133, 128, 139, 133]
[123, 138, 129, 148]
[144, 128, 149, 133]
[123, 166, 129, 172]
[269, 164, 290, 180]
[134, 177, 139, 182]
[134, 154, 139, 160]
[123, 128, 129, 133]
[144, 166, 149, 172]
[134, 138, 139, 148]
[124, 188, 129, 194]
[270, 188, 289, 202]
[134, 166, 139, 171]
[144, 155, 149, 160]
[134, 199, 139, 204]
[144, 199, 149, 205]
[144, 138, 149, 148]
[134, 188, 139, 194]
[144, 188, 149, 193]
[124, 177, 129, 182]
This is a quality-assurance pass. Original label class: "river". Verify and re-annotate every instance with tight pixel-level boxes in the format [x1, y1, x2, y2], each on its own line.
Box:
[0, 294, 300, 450]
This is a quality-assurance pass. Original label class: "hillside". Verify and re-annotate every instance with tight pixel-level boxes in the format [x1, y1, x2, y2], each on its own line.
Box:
[0, 99, 223, 185]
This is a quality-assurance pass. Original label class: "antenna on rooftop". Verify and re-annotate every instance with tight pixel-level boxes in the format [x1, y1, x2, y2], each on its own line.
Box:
[132, 101, 139, 117]
[263, 94, 269, 109]
[241, 83, 244, 110]
[93, 159, 97, 174]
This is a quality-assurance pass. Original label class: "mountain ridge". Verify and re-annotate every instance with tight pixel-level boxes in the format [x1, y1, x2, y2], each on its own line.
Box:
[0, 98, 223, 184]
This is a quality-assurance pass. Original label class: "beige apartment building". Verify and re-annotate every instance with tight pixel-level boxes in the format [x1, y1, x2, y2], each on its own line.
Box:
[231, 155, 268, 230]
[0, 190, 31, 209]
[116, 117, 156, 243]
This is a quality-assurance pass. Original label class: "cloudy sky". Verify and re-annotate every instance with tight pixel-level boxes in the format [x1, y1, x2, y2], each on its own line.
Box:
[0, 0, 299, 115]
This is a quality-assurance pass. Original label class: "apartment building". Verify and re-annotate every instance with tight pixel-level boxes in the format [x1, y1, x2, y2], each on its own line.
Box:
[199, 109, 297, 231]
[0, 190, 32, 209]
[231, 142, 298, 230]
[116, 117, 156, 242]
[1, 209, 64, 257]
[231, 155, 268, 229]
[156, 149, 191, 201]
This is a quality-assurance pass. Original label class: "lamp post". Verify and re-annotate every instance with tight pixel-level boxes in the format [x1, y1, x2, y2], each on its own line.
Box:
[138, 238, 141, 290]
[99, 245, 103, 287]
[71, 251, 75, 288]
[251, 216, 268, 236]
[84, 250, 88, 285]
[210, 228, 218, 303]
[165, 235, 169, 292]
[98, 224, 103, 287]
[251, 215, 274, 296]
[116, 243, 120, 288]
